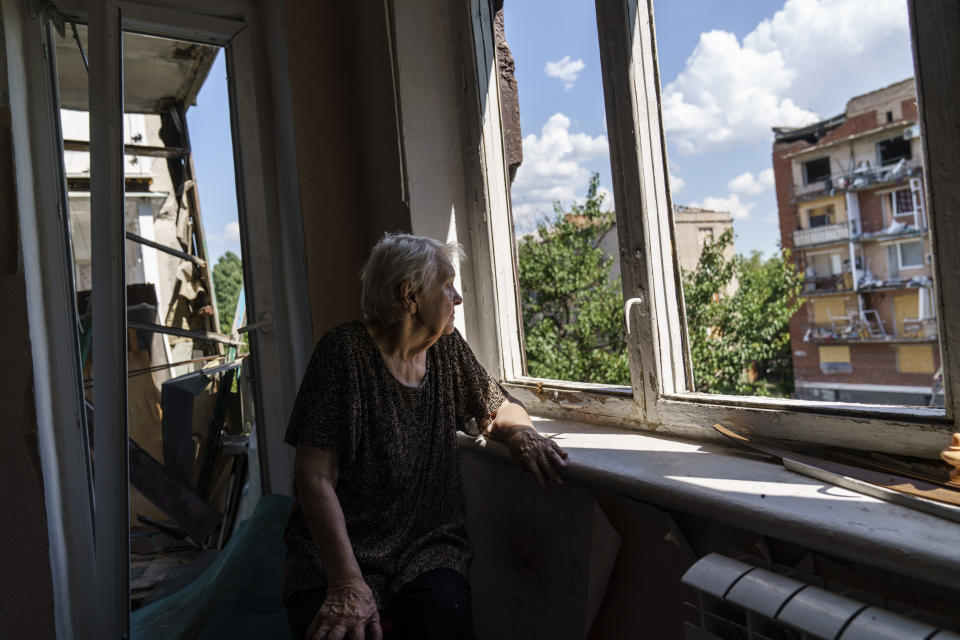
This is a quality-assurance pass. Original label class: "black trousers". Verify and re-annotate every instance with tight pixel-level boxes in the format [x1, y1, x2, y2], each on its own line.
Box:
[285, 568, 474, 640]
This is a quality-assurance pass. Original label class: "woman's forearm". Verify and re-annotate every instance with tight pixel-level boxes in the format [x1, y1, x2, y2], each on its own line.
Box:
[484, 397, 535, 442]
[298, 475, 364, 587]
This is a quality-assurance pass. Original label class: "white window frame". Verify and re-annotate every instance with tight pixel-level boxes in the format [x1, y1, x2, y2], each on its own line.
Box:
[890, 187, 918, 227]
[897, 239, 925, 269]
[465, 0, 956, 459]
[8, 0, 311, 636]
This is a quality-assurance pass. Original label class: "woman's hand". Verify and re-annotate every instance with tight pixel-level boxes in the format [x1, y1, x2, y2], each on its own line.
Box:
[306, 580, 382, 640]
[504, 426, 568, 494]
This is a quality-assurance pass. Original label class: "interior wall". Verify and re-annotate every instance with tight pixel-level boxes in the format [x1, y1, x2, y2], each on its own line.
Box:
[283, 0, 410, 341]
[0, 7, 55, 634]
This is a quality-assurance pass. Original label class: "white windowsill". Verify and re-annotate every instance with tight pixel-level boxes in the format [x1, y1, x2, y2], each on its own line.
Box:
[457, 416, 960, 591]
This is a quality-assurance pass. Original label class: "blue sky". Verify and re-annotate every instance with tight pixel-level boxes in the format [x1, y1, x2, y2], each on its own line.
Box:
[503, 0, 914, 257]
[189, 0, 915, 264]
[185, 52, 240, 266]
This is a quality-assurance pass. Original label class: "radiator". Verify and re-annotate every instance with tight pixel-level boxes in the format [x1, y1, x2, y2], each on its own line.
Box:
[681, 553, 960, 640]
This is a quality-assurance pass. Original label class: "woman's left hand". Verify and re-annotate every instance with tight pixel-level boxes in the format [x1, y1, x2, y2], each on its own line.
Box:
[504, 426, 568, 493]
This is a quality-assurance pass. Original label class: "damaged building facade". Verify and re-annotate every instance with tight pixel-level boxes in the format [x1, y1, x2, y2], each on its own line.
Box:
[773, 79, 941, 406]
[2, 1, 960, 639]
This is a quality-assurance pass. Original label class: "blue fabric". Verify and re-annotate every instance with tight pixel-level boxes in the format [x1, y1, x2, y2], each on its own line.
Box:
[132, 494, 294, 640]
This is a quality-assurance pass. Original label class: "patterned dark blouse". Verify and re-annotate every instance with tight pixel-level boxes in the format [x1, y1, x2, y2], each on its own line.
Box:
[282, 321, 506, 607]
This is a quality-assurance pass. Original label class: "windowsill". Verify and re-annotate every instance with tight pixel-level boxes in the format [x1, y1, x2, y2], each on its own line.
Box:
[457, 416, 960, 592]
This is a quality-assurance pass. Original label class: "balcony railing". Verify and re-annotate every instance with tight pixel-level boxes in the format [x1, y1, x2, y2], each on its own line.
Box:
[792, 160, 922, 202]
[793, 222, 849, 248]
[804, 313, 938, 343]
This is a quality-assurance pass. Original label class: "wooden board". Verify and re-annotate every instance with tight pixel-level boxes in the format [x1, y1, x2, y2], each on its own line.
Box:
[714, 423, 960, 523]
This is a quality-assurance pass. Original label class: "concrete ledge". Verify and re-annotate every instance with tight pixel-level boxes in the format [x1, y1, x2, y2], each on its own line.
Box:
[458, 416, 960, 592]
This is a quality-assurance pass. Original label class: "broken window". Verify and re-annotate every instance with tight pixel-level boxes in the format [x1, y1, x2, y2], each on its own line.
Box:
[53, 20, 261, 614]
[878, 135, 911, 165]
[803, 157, 831, 184]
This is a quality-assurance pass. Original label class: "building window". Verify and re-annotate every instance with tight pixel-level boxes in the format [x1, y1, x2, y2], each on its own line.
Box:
[894, 189, 914, 214]
[891, 188, 917, 227]
[475, 0, 954, 458]
[697, 227, 714, 248]
[898, 240, 924, 268]
[819, 345, 852, 374]
[897, 345, 935, 374]
[878, 135, 911, 165]
[807, 204, 835, 228]
[803, 157, 831, 184]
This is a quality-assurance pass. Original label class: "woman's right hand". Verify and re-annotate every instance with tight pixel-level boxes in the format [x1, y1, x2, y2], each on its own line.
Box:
[306, 580, 382, 640]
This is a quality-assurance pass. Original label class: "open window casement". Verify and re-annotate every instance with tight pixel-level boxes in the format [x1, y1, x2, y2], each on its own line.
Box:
[466, 0, 957, 458]
[8, 0, 310, 636]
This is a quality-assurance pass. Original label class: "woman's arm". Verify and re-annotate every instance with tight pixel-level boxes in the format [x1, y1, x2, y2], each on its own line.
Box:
[483, 396, 568, 493]
[294, 444, 382, 640]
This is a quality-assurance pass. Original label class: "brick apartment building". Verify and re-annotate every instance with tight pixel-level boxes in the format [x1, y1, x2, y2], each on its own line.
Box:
[772, 78, 941, 406]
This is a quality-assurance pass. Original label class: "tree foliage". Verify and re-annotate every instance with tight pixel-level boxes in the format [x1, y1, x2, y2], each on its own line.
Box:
[517, 174, 630, 384]
[682, 229, 804, 396]
[212, 251, 243, 333]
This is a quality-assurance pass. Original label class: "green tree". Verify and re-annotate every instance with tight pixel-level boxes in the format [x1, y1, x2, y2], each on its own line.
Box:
[682, 229, 804, 396]
[517, 174, 630, 384]
[212, 251, 243, 333]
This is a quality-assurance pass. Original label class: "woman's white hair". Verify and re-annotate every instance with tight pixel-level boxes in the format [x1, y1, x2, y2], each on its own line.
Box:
[360, 233, 464, 324]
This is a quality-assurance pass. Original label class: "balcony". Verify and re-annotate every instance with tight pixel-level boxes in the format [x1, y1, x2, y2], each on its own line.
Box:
[793, 222, 849, 248]
[804, 312, 938, 344]
[792, 159, 923, 203]
[802, 273, 852, 295]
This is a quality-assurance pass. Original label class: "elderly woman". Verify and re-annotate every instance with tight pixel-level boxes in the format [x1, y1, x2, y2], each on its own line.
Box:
[283, 233, 568, 639]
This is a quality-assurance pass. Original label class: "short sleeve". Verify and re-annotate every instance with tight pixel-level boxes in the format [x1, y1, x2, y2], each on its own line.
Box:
[445, 330, 506, 432]
[284, 328, 361, 463]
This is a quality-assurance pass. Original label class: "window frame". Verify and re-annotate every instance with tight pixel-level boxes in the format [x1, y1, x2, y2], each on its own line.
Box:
[877, 134, 912, 166]
[9, 0, 311, 636]
[803, 156, 832, 185]
[897, 239, 925, 269]
[465, 0, 956, 458]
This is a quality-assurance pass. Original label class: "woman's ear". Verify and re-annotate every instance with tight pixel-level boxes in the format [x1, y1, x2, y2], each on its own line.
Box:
[399, 280, 418, 312]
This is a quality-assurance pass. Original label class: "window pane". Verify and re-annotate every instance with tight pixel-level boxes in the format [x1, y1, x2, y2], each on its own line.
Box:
[55, 24, 261, 610]
[500, 3, 628, 385]
[899, 240, 924, 268]
[653, 0, 943, 407]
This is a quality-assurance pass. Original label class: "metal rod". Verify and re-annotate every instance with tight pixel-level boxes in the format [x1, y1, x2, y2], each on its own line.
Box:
[125, 231, 205, 267]
[70, 22, 89, 71]
[89, 1, 129, 636]
[127, 320, 241, 346]
[82, 353, 238, 387]
[63, 138, 189, 158]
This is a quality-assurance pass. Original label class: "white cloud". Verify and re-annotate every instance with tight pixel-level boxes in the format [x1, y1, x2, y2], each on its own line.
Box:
[689, 193, 753, 220]
[728, 168, 774, 196]
[662, 0, 911, 154]
[511, 113, 610, 233]
[544, 55, 586, 90]
[669, 162, 686, 192]
[224, 221, 241, 242]
[595, 186, 615, 212]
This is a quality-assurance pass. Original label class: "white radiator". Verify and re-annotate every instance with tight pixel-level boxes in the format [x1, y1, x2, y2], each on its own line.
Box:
[681, 553, 960, 640]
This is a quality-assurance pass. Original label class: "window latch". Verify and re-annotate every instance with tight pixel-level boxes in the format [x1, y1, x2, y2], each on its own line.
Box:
[624, 297, 644, 334]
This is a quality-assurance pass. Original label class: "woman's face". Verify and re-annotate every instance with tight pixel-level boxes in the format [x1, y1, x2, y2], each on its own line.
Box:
[416, 258, 463, 337]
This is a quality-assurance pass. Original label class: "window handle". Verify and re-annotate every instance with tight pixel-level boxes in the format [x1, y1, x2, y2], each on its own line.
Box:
[237, 312, 273, 335]
[624, 297, 644, 334]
